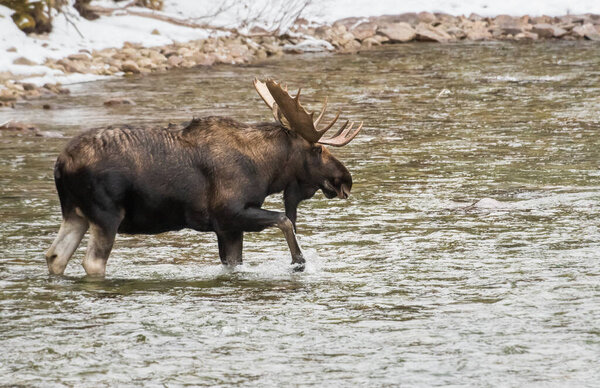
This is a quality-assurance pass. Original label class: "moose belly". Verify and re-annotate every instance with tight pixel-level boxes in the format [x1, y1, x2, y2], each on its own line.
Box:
[117, 196, 210, 234]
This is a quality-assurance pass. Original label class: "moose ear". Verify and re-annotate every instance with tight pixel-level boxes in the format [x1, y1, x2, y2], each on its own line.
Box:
[311, 145, 323, 155]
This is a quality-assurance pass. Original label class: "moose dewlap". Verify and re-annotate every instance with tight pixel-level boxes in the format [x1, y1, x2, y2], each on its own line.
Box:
[45, 78, 364, 276]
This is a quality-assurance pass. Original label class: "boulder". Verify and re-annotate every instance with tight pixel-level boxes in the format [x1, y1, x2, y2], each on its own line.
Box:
[43, 83, 70, 94]
[57, 58, 89, 73]
[377, 22, 416, 42]
[351, 22, 378, 41]
[167, 55, 183, 67]
[121, 60, 141, 73]
[21, 83, 36, 91]
[148, 50, 167, 63]
[572, 23, 600, 40]
[313, 26, 332, 40]
[491, 14, 528, 35]
[68, 53, 91, 61]
[435, 13, 458, 24]
[370, 13, 418, 26]
[515, 31, 538, 40]
[194, 53, 216, 66]
[137, 57, 154, 69]
[531, 15, 555, 24]
[0, 88, 18, 102]
[415, 23, 453, 42]
[332, 31, 356, 47]
[446, 26, 466, 39]
[531, 23, 567, 38]
[468, 13, 485, 22]
[417, 11, 437, 24]
[333, 17, 363, 30]
[12, 57, 38, 66]
[361, 37, 382, 48]
[465, 21, 492, 40]
[228, 42, 250, 58]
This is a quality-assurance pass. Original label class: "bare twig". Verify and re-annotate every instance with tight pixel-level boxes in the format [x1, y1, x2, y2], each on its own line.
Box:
[86, 5, 237, 33]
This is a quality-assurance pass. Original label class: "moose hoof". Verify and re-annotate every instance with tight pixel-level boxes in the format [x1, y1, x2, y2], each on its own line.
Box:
[293, 264, 305, 272]
[291, 256, 305, 272]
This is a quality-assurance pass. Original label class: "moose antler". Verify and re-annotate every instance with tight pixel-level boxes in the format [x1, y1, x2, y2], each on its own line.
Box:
[253, 78, 363, 146]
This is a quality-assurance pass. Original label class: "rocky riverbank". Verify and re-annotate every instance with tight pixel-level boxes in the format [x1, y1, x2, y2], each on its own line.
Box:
[2, 12, 600, 108]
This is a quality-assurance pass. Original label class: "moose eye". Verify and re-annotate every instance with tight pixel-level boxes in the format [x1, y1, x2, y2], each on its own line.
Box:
[311, 145, 323, 155]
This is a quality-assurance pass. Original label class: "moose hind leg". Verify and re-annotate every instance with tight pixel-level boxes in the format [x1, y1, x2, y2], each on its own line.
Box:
[82, 221, 119, 277]
[217, 231, 243, 266]
[45, 214, 89, 275]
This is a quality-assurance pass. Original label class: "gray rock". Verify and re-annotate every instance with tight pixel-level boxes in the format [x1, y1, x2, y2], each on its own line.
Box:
[361, 37, 382, 48]
[68, 53, 91, 61]
[377, 22, 416, 42]
[121, 60, 141, 74]
[12, 57, 38, 66]
[532, 23, 567, 38]
[415, 23, 453, 42]
[573, 23, 600, 40]
[417, 11, 437, 24]
[333, 17, 363, 30]
[167, 55, 183, 67]
[468, 13, 485, 22]
[491, 14, 527, 35]
[465, 21, 492, 41]
[57, 58, 89, 73]
[515, 31, 539, 40]
[446, 26, 466, 39]
[370, 13, 418, 26]
[351, 22, 378, 41]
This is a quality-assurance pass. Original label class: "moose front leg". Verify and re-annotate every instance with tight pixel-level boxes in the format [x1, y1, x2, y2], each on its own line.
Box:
[284, 182, 301, 231]
[216, 231, 243, 266]
[235, 207, 305, 270]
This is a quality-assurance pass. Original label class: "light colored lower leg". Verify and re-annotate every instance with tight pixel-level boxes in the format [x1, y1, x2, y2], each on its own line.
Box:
[277, 217, 305, 265]
[45, 215, 89, 275]
[82, 223, 116, 277]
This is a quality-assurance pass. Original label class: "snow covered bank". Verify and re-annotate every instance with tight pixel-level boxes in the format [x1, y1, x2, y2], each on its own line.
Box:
[1, 0, 600, 99]
[0, 2, 214, 86]
[303, 0, 600, 23]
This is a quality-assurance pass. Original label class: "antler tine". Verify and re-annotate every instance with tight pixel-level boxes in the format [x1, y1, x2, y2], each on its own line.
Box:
[316, 109, 341, 136]
[253, 78, 275, 109]
[325, 119, 349, 139]
[313, 97, 328, 127]
[265, 79, 323, 143]
[318, 121, 363, 147]
[261, 78, 364, 146]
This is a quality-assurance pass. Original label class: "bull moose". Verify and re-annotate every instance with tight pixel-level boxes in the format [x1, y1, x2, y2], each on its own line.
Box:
[45, 79, 363, 276]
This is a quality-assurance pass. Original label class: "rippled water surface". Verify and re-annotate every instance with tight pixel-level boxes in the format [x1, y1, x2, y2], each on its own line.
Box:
[1, 42, 600, 386]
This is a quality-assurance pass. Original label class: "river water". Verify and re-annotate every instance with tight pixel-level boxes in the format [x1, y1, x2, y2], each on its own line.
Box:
[1, 42, 599, 386]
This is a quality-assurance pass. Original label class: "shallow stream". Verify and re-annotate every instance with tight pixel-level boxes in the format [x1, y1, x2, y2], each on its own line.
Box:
[1, 42, 599, 386]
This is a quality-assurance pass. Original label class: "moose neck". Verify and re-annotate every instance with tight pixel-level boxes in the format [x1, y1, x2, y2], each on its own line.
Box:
[264, 134, 307, 196]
